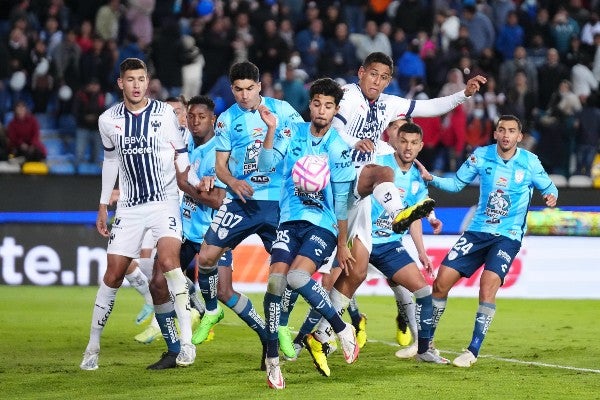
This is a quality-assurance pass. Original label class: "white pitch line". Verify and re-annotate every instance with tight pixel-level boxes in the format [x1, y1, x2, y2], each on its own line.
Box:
[370, 338, 600, 374]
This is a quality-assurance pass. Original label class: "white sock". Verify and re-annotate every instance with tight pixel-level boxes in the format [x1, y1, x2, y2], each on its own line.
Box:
[137, 257, 154, 279]
[391, 285, 418, 339]
[87, 282, 118, 352]
[314, 288, 350, 340]
[372, 181, 404, 217]
[164, 268, 192, 344]
[125, 267, 153, 306]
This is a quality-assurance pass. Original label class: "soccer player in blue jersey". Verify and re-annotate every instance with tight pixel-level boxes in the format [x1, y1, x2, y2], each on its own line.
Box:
[415, 114, 558, 368]
[194, 61, 305, 367]
[175, 95, 270, 365]
[80, 58, 203, 371]
[257, 77, 358, 389]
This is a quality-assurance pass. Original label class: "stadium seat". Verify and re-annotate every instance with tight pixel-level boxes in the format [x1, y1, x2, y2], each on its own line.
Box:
[42, 137, 65, 157]
[21, 161, 49, 175]
[35, 112, 57, 130]
[548, 174, 568, 188]
[77, 163, 102, 175]
[46, 157, 76, 175]
[567, 175, 593, 188]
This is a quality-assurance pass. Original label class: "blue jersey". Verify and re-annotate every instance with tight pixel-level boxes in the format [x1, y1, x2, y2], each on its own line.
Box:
[181, 137, 225, 243]
[371, 154, 429, 245]
[271, 122, 355, 236]
[214, 96, 303, 200]
[430, 145, 558, 241]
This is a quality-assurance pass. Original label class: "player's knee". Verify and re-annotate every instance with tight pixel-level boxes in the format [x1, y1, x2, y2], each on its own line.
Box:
[376, 165, 395, 184]
[266, 273, 287, 295]
[432, 279, 450, 298]
[198, 264, 217, 275]
[287, 269, 311, 290]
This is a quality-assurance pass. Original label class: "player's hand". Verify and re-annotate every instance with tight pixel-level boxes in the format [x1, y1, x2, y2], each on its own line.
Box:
[413, 159, 433, 182]
[464, 75, 487, 97]
[96, 205, 109, 237]
[229, 178, 254, 203]
[336, 243, 355, 275]
[418, 252, 433, 277]
[354, 139, 374, 153]
[543, 193, 557, 207]
[257, 104, 277, 130]
[200, 175, 216, 192]
[428, 217, 443, 234]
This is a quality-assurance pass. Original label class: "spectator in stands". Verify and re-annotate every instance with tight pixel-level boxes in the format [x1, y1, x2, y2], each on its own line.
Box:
[526, 32, 549, 68]
[432, 8, 460, 55]
[461, 4, 495, 57]
[232, 11, 256, 64]
[198, 15, 234, 95]
[495, 10, 524, 62]
[322, 22, 359, 82]
[6, 100, 46, 163]
[396, 39, 426, 95]
[570, 55, 599, 99]
[180, 34, 204, 100]
[350, 19, 392, 62]
[39, 15, 63, 57]
[498, 46, 538, 96]
[253, 19, 290, 78]
[580, 11, 600, 48]
[501, 70, 537, 133]
[465, 93, 493, 153]
[278, 63, 309, 117]
[73, 78, 105, 170]
[550, 8, 580, 57]
[343, 0, 367, 34]
[80, 34, 112, 93]
[126, 0, 155, 50]
[294, 17, 325, 78]
[151, 18, 184, 97]
[95, 0, 122, 42]
[75, 20, 95, 54]
[321, 3, 344, 40]
[537, 48, 570, 109]
[438, 68, 468, 171]
[51, 28, 81, 90]
[575, 93, 600, 176]
[0, 121, 8, 161]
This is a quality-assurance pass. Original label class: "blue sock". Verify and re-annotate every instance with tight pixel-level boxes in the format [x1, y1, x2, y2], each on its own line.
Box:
[347, 296, 361, 326]
[414, 288, 433, 354]
[198, 267, 218, 311]
[430, 296, 447, 340]
[291, 277, 345, 333]
[468, 302, 496, 357]
[279, 286, 299, 326]
[226, 292, 267, 342]
[263, 291, 281, 358]
[155, 310, 180, 354]
[295, 307, 322, 343]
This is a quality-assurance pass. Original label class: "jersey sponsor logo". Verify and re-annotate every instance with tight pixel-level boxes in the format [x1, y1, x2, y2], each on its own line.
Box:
[468, 154, 477, 165]
[252, 127, 264, 137]
[411, 181, 419, 195]
[485, 189, 510, 223]
[115, 125, 122, 131]
[309, 234, 327, 249]
[251, 175, 270, 184]
[122, 146, 153, 155]
[496, 177, 508, 187]
[282, 128, 292, 137]
[243, 140, 262, 174]
[496, 249, 512, 264]
[334, 160, 353, 168]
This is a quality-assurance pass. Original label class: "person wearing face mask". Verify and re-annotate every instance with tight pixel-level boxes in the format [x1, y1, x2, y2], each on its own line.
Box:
[465, 94, 493, 154]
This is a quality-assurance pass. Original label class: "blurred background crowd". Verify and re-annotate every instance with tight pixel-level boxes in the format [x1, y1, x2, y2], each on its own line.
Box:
[0, 0, 599, 185]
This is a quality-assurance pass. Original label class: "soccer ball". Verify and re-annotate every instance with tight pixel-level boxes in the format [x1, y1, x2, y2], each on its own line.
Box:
[291, 155, 330, 193]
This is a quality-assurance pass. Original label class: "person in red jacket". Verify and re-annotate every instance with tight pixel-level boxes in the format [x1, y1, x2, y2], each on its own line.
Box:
[6, 101, 47, 162]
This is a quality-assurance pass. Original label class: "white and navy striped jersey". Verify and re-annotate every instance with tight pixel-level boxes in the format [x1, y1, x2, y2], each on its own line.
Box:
[99, 99, 187, 207]
[332, 83, 467, 166]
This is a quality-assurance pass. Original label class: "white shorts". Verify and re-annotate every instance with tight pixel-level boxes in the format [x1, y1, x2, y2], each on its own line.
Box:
[348, 165, 373, 253]
[141, 229, 157, 249]
[107, 201, 182, 258]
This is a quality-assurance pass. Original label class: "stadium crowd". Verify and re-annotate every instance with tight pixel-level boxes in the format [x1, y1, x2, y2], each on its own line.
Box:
[0, 0, 599, 181]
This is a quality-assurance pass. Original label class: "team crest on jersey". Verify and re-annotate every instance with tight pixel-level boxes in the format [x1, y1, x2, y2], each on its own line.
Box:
[377, 102, 387, 112]
[484, 189, 510, 224]
[496, 177, 508, 187]
[514, 170, 524, 183]
[151, 120, 161, 132]
[411, 181, 419, 195]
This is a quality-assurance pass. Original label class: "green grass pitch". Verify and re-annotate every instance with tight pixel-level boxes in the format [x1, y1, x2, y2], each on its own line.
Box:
[0, 286, 598, 399]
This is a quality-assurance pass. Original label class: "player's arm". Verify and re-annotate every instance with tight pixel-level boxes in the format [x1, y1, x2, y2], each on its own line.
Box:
[257, 105, 285, 172]
[409, 75, 486, 117]
[97, 119, 118, 237]
[332, 113, 374, 152]
[408, 218, 433, 275]
[414, 158, 474, 192]
[215, 150, 253, 203]
[531, 157, 559, 207]
[175, 161, 225, 209]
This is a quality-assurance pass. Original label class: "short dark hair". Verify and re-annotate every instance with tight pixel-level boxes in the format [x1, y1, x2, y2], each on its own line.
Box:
[187, 95, 215, 112]
[363, 52, 394, 72]
[309, 78, 344, 105]
[166, 95, 187, 106]
[119, 57, 147, 77]
[497, 114, 522, 131]
[229, 61, 260, 83]
[398, 121, 423, 138]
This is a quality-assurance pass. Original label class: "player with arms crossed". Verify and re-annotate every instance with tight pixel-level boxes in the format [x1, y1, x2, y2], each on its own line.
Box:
[306, 52, 485, 359]
[80, 58, 202, 370]
[257, 78, 358, 389]
[415, 114, 558, 367]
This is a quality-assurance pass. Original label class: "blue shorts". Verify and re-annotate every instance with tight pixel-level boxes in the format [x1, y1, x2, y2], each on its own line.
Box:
[180, 238, 232, 273]
[203, 199, 279, 253]
[271, 220, 337, 268]
[369, 241, 415, 280]
[442, 231, 521, 283]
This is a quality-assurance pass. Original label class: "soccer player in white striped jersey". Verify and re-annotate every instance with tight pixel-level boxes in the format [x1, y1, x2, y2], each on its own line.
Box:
[308, 52, 486, 352]
[80, 58, 203, 371]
